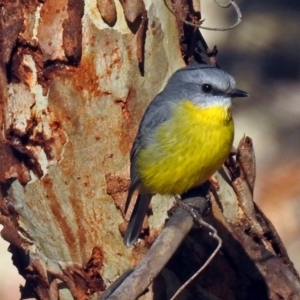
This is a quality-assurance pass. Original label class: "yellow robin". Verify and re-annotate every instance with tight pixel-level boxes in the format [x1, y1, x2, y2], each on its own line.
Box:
[124, 64, 249, 246]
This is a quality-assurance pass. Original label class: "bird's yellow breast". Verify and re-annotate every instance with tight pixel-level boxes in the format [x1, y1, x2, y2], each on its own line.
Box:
[137, 100, 234, 194]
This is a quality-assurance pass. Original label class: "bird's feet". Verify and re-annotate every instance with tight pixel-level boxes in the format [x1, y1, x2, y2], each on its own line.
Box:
[208, 175, 219, 191]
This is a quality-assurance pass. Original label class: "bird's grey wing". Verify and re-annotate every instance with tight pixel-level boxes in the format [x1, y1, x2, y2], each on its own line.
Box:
[124, 93, 172, 213]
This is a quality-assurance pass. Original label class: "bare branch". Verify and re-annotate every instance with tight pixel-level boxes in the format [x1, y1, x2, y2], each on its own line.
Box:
[101, 197, 209, 300]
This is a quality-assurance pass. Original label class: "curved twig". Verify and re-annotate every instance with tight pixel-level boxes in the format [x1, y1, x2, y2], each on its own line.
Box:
[170, 219, 222, 299]
[163, 0, 242, 31]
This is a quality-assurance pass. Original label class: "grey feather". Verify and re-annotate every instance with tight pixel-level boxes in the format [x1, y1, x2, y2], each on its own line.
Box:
[124, 193, 152, 247]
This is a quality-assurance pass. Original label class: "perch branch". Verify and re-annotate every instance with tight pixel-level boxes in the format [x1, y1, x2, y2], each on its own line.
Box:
[101, 196, 209, 300]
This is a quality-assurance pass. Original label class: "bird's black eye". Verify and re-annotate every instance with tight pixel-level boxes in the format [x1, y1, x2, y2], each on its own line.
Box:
[202, 84, 213, 93]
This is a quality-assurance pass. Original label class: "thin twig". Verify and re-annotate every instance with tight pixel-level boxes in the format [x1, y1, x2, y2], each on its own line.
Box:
[170, 218, 222, 300]
[163, 0, 242, 31]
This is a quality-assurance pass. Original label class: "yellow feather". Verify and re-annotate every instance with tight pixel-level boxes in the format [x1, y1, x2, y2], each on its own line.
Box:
[137, 100, 234, 194]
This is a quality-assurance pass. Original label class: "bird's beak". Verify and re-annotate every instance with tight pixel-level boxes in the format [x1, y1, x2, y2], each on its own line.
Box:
[227, 89, 249, 98]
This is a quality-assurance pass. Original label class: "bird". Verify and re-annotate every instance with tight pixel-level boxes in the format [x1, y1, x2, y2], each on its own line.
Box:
[123, 63, 249, 247]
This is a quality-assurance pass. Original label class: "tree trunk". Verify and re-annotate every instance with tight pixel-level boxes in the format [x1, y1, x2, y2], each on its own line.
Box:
[0, 0, 186, 298]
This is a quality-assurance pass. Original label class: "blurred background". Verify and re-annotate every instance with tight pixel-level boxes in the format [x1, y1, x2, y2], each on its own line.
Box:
[201, 0, 300, 273]
[1, 0, 299, 298]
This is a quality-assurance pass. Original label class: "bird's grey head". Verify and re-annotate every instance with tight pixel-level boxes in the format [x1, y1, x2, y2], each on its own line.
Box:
[166, 64, 249, 107]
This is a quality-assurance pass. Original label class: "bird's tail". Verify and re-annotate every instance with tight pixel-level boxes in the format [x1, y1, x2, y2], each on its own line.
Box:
[123, 193, 152, 247]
